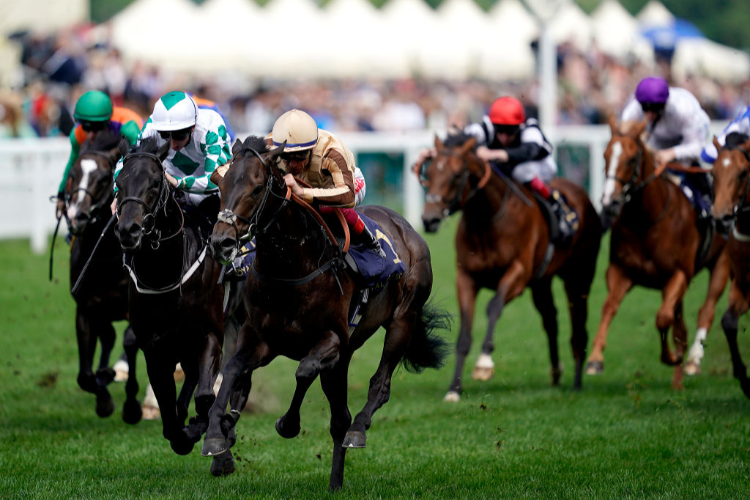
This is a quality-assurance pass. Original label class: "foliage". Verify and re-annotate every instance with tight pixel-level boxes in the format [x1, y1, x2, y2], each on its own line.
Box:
[1, 218, 749, 498]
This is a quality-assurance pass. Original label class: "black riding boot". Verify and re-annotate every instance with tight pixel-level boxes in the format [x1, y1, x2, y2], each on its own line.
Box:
[360, 224, 386, 259]
[548, 190, 579, 243]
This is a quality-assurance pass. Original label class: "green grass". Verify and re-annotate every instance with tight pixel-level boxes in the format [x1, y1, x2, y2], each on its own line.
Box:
[1, 217, 749, 499]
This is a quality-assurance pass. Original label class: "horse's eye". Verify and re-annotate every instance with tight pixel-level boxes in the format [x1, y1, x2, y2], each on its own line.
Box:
[739, 170, 748, 180]
[250, 185, 263, 198]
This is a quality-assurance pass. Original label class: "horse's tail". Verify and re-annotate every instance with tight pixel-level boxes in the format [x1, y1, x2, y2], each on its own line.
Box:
[400, 299, 452, 373]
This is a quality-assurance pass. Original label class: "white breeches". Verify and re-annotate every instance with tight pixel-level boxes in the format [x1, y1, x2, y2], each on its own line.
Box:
[511, 156, 557, 184]
[354, 166, 366, 206]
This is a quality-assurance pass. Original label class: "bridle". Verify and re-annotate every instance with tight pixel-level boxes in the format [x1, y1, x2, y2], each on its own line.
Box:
[64, 151, 116, 228]
[419, 149, 491, 219]
[116, 152, 184, 250]
[605, 136, 646, 206]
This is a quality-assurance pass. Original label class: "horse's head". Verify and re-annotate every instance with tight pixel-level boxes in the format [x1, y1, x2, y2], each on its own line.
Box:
[601, 116, 648, 219]
[210, 136, 285, 264]
[419, 133, 479, 233]
[65, 131, 121, 234]
[711, 133, 750, 231]
[114, 136, 170, 251]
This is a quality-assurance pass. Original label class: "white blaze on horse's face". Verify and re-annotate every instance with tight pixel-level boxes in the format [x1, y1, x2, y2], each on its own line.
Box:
[602, 140, 623, 206]
[67, 159, 98, 221]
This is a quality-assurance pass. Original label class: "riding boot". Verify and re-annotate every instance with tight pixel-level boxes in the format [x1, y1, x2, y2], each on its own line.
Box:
[360, 224, 386, 259]
[548, 190, 579, 243]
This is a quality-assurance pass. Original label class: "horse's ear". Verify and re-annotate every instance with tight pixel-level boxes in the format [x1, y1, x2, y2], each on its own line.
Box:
[231, 138, 243, 156]
[459, 136, 477, 156]
[632, 118, 648, 139]
[434, 135, 445, 150]
[713, 136, 722, 152]
[269, 141, 286, 160]
[607, 113, 618, 135]
[118, 136, 130, 158]
[157, 141, 170, 162]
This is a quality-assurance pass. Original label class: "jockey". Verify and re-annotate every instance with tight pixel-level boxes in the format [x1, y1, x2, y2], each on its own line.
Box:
[113, 91, 232, 225]
[419, 96, 577, 241]
[57, 90, 142, 218]
[621, 76, 712, 216]
[701, 105, 750, 163]
[269, 109, 385, 258]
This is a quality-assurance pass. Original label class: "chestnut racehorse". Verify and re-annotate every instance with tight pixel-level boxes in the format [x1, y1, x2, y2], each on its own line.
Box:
[590, 118, 729, 388]
[419, 133, 602, 400]
[710, 132, 750, 398]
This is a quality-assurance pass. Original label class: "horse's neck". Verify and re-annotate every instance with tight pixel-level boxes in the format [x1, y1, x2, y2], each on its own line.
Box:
[625, 152, 670, 223]
[462, 172, 509, 229]
[736, 193, 750, 236]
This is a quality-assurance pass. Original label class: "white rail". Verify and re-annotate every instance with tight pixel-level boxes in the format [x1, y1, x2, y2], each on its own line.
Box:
[0, 123, 729, 254]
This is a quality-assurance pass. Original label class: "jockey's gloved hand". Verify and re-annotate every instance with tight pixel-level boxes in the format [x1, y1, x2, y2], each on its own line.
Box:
[56, 191, 65, 219]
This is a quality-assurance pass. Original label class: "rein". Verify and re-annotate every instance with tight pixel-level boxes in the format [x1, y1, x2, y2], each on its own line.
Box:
[422, 150, 493, 219]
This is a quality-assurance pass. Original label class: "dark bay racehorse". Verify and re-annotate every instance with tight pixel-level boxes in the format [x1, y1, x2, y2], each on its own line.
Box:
[114, 137, 228, 454]
[419, 133, 602, 400]
[592, 118, 729, 389]
[203, 136, 449, 491]
[710, 133, 750, 398]
[64, 131, 140, 422]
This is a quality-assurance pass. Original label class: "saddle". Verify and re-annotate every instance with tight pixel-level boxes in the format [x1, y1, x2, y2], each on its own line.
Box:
[529, 190, 578, 246]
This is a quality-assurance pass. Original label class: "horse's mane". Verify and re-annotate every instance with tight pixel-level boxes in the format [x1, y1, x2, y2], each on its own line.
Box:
[132, 136, 160, 155]
[83, 130, 121, 152]
[725, 132, 750, 149]
[239, 135, 269, 154]
[443, 131, 475, 149]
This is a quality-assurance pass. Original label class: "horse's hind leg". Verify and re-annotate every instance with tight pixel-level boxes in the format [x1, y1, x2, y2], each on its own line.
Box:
[531, 279, 561, 386]
[277, 331, 340, 439]
[721, 281, 750, 398]
[121, 326, 142, 424]
[657, 271, 688, 368]
[472, 260, 527, 382]
[687, 250, 730, 375]
[320, 354, 353, 491]
[586, 265, 632, 375]
[446, 270, 477, 401]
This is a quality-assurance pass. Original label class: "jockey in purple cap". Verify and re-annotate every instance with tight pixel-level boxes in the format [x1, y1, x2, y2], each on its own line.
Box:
[621, 76, 712, 219]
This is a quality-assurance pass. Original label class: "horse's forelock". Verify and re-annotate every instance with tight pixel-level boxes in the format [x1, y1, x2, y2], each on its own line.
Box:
[83, 130, 121, 153]
[133, 136, 161, 155]
[443, 132, 475, 149]
[725, 132, 750, 150]
[241, 135, 269, 155]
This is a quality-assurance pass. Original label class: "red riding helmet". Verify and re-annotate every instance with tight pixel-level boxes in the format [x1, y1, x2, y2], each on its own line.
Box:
[488, 97, 526, 126]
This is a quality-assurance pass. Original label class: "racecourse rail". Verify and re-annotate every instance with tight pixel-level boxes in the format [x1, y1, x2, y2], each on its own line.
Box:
[0, 122, 728, 255]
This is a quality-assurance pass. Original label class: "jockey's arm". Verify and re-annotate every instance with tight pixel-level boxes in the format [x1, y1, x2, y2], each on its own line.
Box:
[300, 150, 355, 207]
[59, 128, 82, 197]
[169, 121, 231, 196]
[671, 109, 709, 163]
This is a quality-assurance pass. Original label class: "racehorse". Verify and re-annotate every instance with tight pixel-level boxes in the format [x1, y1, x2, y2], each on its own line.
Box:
[419, 132, 602, 400]
[710, 133, 750, 398]
[63, 130, 140, 422]
[591, 118, 729, 389]
[203, 136, 449, 490]
[114, 136, 230, 454]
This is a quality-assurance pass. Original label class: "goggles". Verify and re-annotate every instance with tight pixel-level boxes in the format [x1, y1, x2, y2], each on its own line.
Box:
[158, 128, 192, 141]
[281, 150, 311, 163]
[640, 102, 665, 113]
[80, 120, 108, 133]
[493, 124, 520, 135]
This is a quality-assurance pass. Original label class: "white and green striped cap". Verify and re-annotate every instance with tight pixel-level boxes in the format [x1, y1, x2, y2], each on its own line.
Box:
[151, 91, 197, 132]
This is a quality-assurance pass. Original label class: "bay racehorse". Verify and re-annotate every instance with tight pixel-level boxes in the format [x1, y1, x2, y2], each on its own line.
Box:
[419, 132, 602, 400]
[203, 136, 449, 491]
[63, 130, 140, 422]
[591, 118, 729, 389]
[114, 137, 234, 454]
[710, 132, 750, 398]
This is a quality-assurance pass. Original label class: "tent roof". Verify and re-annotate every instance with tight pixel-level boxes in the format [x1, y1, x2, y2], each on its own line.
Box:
[0, 0, 88, 36]
[547, 0, 593, 49]
[591, 0, 652, 61]
[636, 0, 674, 27]
[487, 0, 538, 43]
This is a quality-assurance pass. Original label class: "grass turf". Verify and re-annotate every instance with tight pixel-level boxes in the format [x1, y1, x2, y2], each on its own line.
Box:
[0, 215, 749, 499]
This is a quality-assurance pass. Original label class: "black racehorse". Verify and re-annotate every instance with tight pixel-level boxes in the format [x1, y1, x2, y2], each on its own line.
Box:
[202, 136, 449, 490]
[114, 136, 235, 454]
[63, 130, 140, 422]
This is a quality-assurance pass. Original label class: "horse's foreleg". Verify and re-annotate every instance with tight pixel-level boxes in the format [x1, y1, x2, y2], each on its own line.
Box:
[687, 249, 730, 375]
[320, 354, 353, 492]
[144, 350, 187, 454]
[121, 326, 142, 424]
[187, 331, 223, 442]
[586, 265, 632, 375]
[76, 310, 115, 417]
[671, 300, 687, 390]
[472, 260, 527, 382]
[445, 270, 477, 402]
[657, 270, 689, 368]
[721, 281, 750, 398]
[277, 331, 340, 440]
[531, 279, 561, 386]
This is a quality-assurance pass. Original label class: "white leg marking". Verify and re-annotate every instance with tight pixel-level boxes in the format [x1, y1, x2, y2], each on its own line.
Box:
[476, 353, 495, 369]
[67, 159, 98, 220]
[602, 140, 623, 206]
[687, 327, 708, 365]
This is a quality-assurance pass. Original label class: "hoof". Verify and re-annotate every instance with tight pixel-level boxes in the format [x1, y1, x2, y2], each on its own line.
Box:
[202, 437, 229, 457]
[660, 352, 681, 367]
[342, 430, 366, 449]
[142, 405, 160, 421]
[113, 360, 129, 382]
[585, 360, 603, 375]
[471, 366, 494, 381]
[443, 391, 460, 403]
[122, 399, 142, 425]
[170, 436, 195, 456]
[550, 364, 564, 386]
[174, 364, 185, 382]
[96, 367, 116, 386]
[685, 361, 701, 376]
[275, 415, 301, 439]
[96, 394, 115, 418]
[210, 451, 236, 477]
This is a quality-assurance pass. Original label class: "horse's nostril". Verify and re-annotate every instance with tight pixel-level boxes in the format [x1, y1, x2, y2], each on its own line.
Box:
[221, 237, 236, 250]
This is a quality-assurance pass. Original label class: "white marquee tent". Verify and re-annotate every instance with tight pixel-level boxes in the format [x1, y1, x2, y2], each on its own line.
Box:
[591, 0, 652, 62]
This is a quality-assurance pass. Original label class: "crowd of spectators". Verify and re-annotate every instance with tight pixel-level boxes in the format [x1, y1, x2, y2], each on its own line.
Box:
[1, 26, 749, 141]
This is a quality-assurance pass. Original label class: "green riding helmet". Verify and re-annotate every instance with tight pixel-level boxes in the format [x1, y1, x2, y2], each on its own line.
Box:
[74, 91, 113, 122]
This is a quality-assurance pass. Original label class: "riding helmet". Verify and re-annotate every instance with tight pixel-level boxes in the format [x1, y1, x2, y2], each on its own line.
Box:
[151, 91, 198, 131]
[635, 77, 670, 104]
[74, 91, 113, 122]
[488, 96, 526, 126]
[271, 109, 319, 152]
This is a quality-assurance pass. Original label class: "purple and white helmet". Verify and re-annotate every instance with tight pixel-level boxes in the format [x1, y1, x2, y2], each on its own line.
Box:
[635, 77, 670, 104]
